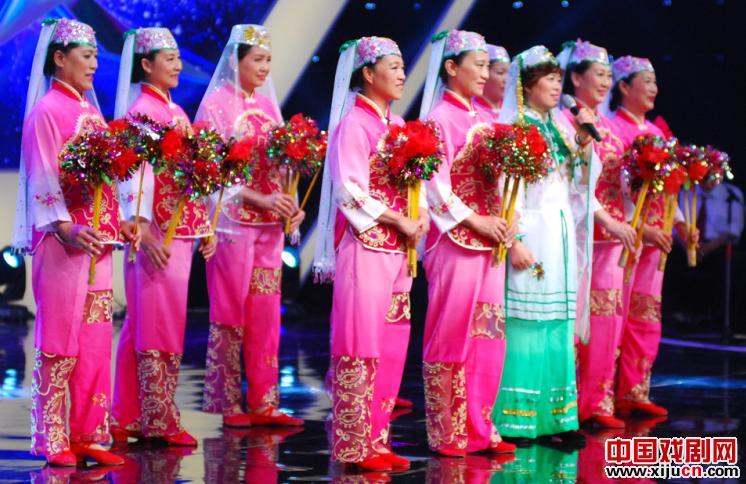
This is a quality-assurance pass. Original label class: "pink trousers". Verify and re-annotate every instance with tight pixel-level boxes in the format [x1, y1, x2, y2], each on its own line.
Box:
[617, 245, 664, 403]
[112, 225, 196, 437]
[329, 231, 412, 463]
[203, 224, 284, 415]
[31, 236, 114, 457]
[577, 242, 625, 420]
[422, 236, 506, 453]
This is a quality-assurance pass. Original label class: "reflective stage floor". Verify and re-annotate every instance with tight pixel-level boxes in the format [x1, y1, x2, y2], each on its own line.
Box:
[0, 316, 744, 482]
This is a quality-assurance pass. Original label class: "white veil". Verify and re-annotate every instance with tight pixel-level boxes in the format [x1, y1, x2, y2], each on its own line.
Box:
[418, 33, 447, 120]
[312, 40, 358, 282]
[12, 18, 101, 253]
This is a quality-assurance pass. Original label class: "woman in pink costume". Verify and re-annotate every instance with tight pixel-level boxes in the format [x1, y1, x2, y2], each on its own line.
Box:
[418, 29, 516, 457]
[557, 39, 637, 428]
[313, 36, 428, 472]
[474, 44, 510, 122]
[196, 24, 304, 428]
[111, 27, 216, 447]
[13, 18, 138, 467]
[607, 56, 697, 418]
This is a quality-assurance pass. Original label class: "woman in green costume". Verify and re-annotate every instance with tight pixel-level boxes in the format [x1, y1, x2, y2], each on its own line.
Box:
[493, 45, 600, 447]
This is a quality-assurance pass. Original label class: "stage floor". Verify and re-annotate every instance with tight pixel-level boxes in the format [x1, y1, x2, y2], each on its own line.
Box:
[0, 315, 743, 482]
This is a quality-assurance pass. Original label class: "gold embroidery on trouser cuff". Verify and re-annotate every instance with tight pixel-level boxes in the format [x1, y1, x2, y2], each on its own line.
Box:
[250, 268, 282, 295]
[261, 384, 280, 409]
[628, 292, 662, 323]
[590, 288, 623, 317]
[84, 290, 114, 324]
[385, 293, 411, 324]
[470, 302, 505, 339]
[203, 323, 244, 416]
[331, 356, 378, 463]
[623, 358, 653, 403]
[30, 350, 77, 456]
[136, 350, 184, 437]
[423, 362, 468, 450]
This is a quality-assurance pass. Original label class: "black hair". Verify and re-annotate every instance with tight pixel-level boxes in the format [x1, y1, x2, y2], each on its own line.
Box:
[237, 44, 254, 62]
[609, 72, 639, 112]
[561, 60, 593, 96]
[43, 43, 78, 77]
[521, 61, 563, 93]
[438, 51, 468, 85]
[131, 51, 158, 83]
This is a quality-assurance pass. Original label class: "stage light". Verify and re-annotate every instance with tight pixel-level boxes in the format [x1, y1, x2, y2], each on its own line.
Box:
[364, 2, 376, 10]
[0, 245, 30, 323]
[2, 249, 20, 270]
[561, 0, 570, 7]
[282, 248, 298, 268]
[311, 55, 320, 63]
[512, 1, 524, 9]
[662, 0, 672, 5]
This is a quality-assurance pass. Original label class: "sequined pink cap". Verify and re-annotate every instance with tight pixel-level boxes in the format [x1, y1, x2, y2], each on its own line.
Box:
[565, 39, 609, 66]
[133, 27, 178, 54]
[487, 44, 510, 63]
[47, 18, 96, 47]
[433, 29, 487, 58]
[348, 36, 402, 70]
[613, 55, 654, 83]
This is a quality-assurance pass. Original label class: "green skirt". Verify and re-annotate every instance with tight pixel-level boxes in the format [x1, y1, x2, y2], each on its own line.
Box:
[492, 317, 579, 438]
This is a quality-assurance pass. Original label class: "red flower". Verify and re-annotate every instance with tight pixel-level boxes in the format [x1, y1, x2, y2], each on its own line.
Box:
[109, 119, 128, 134]
[493, 123, 513, 140]
[403, 121, 438, 158]
[192, 120, 210, 133]
[161, 129, 184, 160]
[687, 161, 709, 183]
[228, 138, 254, 161]
[525, 126, 548, 157]
[111, 148, 138, 179]
[286, 140, 309, 161]
[664, 166, 687, 195]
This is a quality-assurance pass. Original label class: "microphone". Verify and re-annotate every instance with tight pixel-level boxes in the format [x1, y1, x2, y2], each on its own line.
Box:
[561, 94, 602, 142]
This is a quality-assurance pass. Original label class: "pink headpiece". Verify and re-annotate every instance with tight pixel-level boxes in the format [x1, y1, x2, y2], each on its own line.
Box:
[436, 29, 487, 58]
[48, 18, 96, 47]
[133, 27, 178, 55]
[349, 36, 402, 70]
[487, 44, 510, 63]
[613, 55, 654, 84]
[565, 39, 609, 66]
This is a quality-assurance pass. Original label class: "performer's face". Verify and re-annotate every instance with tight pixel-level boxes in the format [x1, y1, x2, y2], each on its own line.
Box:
[525, 71, 562, 113]
[362, 55, 406, 102]
[239, 45, 271, 92]
[620, 71, 658, 114]
[445, 50, 490, 98]
[572, 61, 612, 108]
[142, 49, 183, 90]
[54, 44, 98, 93]
[483, 61, 509, 104]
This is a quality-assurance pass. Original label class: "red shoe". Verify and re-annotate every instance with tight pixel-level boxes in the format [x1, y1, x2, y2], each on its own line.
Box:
[486, 440, 517, 454]
[70, 443, 124, 466]
[433, 446, 466, 458]
[616, 400, 668, 418]
[378, 451, 410, 469]
[588, 414, 626, 429]
[110, 425, 142, 443]
[223, 413, 254, 428]
[46, 450, 77, 467]
[250, 408, 304, 427]
[394, 397, 413, 408]
[163, 431, 198, 447]
[356, 455, 392, 472]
